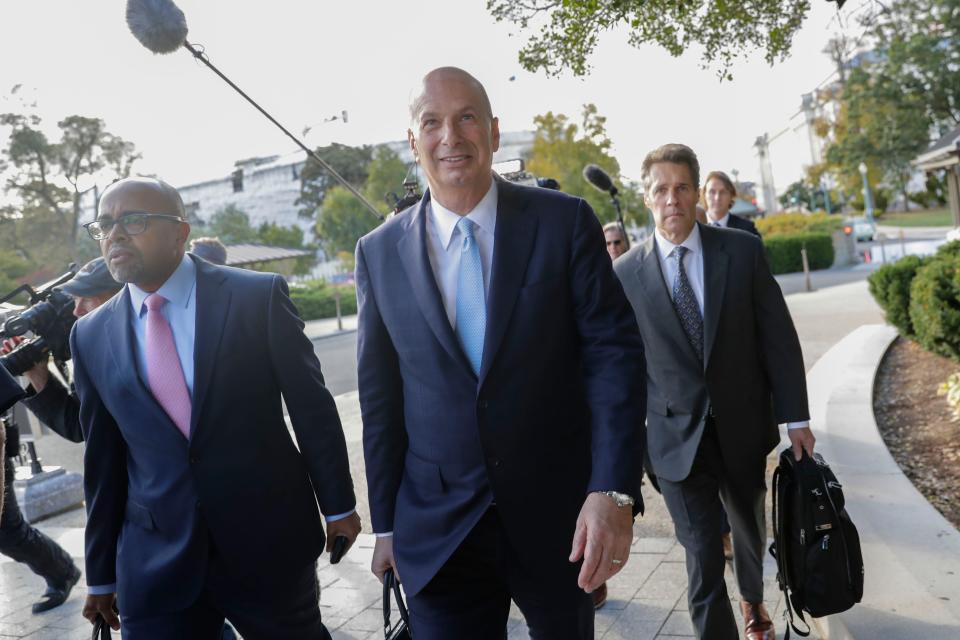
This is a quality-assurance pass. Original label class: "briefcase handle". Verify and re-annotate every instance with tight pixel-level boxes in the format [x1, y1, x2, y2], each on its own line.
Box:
[382, 568, 410, 631]
[92, 615, 112, 640]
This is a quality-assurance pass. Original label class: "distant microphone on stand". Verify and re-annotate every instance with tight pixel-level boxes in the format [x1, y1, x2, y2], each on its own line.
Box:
[583, 164, 618, 197]
[582, 164, 626, 240]
[125, 0, 383, 220]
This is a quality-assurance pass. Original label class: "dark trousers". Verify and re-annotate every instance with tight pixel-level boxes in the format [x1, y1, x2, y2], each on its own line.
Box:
[407, 508, 594, 640]
[658, 422, 766, 640]
[121, 544, 330, 640]
[0, 457, 77, 588]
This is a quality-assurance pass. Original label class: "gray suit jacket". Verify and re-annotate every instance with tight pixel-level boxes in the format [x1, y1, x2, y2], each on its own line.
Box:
[613, 223, 808, 485]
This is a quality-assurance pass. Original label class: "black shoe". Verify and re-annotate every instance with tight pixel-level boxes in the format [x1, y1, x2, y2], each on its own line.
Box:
[33, 563, 81, 613]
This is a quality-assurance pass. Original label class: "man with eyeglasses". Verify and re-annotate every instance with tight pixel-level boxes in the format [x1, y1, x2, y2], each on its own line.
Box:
[74, 177, 359, 639]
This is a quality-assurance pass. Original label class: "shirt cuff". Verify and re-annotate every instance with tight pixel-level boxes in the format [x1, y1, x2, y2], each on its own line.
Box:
[375, 532, 394, 538]
[325, 509, 355, 523]
[88, 584, 116, 595]
[786, 421, 810, 430]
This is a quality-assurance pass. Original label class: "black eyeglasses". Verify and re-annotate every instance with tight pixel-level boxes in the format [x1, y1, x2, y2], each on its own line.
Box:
[84, 213, 184, 240]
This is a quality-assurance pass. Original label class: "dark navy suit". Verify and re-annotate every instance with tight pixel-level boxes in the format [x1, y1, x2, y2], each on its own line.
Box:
[356, 179, 646, 638]
[71, 257, 355, 639]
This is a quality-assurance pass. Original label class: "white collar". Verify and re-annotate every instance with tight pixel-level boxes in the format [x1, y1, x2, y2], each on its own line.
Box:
[430, 180, 498, 251]
[709, 212, 730, 227]
[654, 222, 702, 260]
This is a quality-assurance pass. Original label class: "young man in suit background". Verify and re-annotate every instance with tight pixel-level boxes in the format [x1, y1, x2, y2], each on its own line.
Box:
[74, 177, 360, 639]
[357, 67, 646, 639]
[703, 171, 762, 238]
[613, 144, 815, 640]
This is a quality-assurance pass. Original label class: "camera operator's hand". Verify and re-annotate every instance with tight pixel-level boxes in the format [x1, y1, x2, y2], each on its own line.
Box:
[1, 337, 49, 392]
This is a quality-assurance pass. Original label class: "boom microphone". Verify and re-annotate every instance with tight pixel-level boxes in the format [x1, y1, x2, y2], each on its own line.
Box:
[583, 164, 618, 197]
[126, 0, 188, 54]
[124, 0, 384, 220]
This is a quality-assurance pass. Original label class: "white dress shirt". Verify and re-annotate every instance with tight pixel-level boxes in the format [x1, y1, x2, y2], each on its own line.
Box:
[654, 224, 705, 316]
[708, 212, 730, 227]
[425, 181, 498, 327]
[654, 225, 808, 431]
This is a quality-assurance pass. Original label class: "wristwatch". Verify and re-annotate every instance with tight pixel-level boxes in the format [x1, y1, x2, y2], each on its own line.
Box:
[597, 490, 635, 508]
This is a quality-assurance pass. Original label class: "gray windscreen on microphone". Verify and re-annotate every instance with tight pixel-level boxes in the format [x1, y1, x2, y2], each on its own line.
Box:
[126, 0, 189, 54]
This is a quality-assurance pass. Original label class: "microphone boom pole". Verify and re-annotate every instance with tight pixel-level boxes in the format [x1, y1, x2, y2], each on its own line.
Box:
[182, 43, 383, 221]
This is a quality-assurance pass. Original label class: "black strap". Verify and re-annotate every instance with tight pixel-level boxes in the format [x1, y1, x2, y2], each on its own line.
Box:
[92, 615, 111, 640]
[383, 569, 410, 636]
[771, 459, 811, 638]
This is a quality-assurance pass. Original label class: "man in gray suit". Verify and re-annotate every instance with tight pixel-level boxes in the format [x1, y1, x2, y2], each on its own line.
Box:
[613, 144, 815, 640]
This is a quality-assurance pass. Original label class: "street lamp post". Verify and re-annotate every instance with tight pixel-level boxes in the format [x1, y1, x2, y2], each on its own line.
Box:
[858, 162, 875, 223]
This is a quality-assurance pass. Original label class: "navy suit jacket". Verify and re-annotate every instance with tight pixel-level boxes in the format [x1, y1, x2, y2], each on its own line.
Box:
[356, 179, 646, 596]
[71, 257, 355, 616]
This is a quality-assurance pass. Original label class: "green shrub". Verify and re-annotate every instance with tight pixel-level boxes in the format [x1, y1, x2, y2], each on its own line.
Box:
[909, 253, 960, 362]
[756, 212, 841, 238]
[288, 281, 357, 321]
[936, 240, 960, 259]
[763, 232, 835, 275]
[867, 255, 929, 337]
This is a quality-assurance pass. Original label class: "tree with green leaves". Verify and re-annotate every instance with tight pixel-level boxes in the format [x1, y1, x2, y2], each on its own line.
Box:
[814, 0, 958, 211]
[314, 186, 379, 255]
[487, 0, 814, 80]
[296, 142, 373, 219]
[203, 204, 260, 245]
[526, 104, 647, 226]
[310, 144, 407, 256]
[0, 111, 139, 255]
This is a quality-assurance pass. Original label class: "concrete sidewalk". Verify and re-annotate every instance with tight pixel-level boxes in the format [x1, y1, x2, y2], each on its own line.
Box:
[0, 280, 889, 638]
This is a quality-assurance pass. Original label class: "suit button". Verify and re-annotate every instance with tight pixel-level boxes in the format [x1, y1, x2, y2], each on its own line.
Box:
[489, 458, 502, 468]
[189, 456, 199, 464]
[478, 399, 489, 410]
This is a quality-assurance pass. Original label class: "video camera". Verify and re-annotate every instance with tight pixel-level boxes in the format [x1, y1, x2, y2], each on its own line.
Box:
[0, 268, 78, 377]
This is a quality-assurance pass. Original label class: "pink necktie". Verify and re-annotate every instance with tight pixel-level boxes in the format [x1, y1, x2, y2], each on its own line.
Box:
[144, 294, 192, 439]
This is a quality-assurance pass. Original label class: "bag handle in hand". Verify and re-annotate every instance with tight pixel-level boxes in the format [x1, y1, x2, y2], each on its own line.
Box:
[92, 615, 112, 640]
[382, 568, 410, 631]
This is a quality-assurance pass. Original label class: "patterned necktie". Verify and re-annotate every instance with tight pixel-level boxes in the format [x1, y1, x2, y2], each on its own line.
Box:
[144, 294, 192, 438]
[711, 221, 722, 227]
[670, 246, 704, 362]
[455, 217, 486, 375]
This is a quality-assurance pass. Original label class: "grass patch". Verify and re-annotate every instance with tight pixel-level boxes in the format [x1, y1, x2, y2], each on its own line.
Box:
[878, 208, 954, 227]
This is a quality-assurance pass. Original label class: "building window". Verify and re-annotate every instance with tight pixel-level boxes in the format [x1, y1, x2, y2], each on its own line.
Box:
[185, 202, 201, 224]
[291, 164, 299, 181]
[232, 169, 244, 193]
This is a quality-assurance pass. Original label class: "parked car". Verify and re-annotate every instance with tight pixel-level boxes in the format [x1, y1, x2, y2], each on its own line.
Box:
[843, 217, 876, 242]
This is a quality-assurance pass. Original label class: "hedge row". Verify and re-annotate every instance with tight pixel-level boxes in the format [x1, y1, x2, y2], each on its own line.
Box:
[868, 241, 960, 361]
[763, 232, 835, 275]
[288, 281, 357, 321]
[756, 212, 841, 238]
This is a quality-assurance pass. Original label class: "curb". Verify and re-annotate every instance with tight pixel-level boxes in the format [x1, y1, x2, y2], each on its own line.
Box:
[804, 324, 960, 638]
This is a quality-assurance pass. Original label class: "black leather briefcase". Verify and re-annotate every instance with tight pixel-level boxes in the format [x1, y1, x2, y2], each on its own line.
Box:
[383, 568, 412, 640]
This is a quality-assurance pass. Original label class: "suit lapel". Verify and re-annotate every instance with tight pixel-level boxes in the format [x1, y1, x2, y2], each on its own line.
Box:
[700, 224, 729, 367]
[635, 235, 702, 365]
[478, 180, 537, 385]
[190, 258, 232, 438]
[396, 193, 474, 375]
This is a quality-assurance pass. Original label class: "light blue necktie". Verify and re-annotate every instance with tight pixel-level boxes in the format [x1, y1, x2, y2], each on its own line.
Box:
[455, 217, 486, 375]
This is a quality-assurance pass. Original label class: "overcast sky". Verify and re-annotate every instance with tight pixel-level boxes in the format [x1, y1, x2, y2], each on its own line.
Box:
[0, 0, 869, 197]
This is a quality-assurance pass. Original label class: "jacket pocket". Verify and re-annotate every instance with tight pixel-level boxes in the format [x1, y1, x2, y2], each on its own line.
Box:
[124, 499, 157, 531]
[404, 450, 445, 495]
